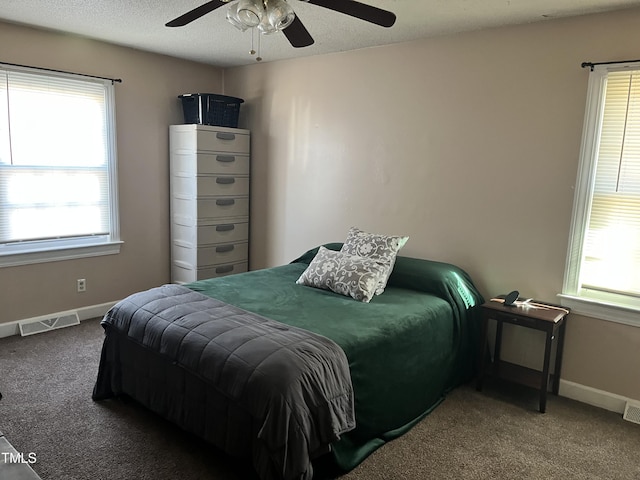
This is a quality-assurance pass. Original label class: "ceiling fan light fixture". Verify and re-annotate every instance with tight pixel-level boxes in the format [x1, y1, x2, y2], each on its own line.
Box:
[226, 0, 262, 30]
[226, 6, 250, 31]
[237, 0, 265, 27]
[226, 0, 295, 33]
[265, 0, 296, 31]
[257, 14, 278, 34]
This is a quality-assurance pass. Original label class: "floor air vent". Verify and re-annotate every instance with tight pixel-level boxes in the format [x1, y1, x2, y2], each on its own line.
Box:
[19, 312, 80, 336]
[623, 401, 640, 425]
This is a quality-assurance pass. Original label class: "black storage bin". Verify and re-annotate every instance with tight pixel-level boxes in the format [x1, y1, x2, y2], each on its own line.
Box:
[179, 93, 244, 128]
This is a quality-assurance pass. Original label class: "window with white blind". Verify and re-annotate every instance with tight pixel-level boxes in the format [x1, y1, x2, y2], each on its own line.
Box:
[562, 62, 640, 326]
[0, 66, 120, 267]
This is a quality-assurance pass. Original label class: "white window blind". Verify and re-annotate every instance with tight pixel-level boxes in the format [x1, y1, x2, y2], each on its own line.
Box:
[0, 66, 120, 266]
[562, 62, 640, 324]
[582, 70, 640, 295]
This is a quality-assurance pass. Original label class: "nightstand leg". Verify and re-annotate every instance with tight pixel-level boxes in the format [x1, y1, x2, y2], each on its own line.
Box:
[552, 320, 567, 395]
[494, 320, 504, 363]
[476, 315, 490, 391]
[540, 330, 553, 413]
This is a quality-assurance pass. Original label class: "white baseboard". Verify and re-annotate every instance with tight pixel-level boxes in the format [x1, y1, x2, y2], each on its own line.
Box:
[0, 301, 118, 339]
[559, 379, 633, 414]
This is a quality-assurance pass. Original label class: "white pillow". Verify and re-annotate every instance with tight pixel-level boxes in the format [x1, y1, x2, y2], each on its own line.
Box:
[296, 246, 386, 303]
[340, 227, 409, 295]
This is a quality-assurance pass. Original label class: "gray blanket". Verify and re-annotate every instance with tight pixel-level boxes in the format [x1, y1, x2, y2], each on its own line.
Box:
[93, 284, 355, 480]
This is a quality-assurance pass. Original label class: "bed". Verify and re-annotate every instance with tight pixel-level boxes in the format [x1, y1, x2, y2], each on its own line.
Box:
[93, 242, 484, 480]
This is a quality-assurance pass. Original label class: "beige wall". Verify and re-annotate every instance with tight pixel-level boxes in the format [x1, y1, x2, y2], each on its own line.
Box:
[224, 8, 640, 400]
[0, 21, 223, 323]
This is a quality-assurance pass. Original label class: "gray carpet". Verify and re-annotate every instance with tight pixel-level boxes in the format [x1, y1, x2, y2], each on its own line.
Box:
[1, 318, 639, 480]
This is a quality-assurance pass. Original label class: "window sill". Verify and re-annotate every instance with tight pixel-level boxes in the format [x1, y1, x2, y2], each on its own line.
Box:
[0, 241, 123, 267]
[557, 294, 640, 328]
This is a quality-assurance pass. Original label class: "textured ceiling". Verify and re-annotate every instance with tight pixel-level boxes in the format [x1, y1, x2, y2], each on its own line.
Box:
[1, 0, 640, 68]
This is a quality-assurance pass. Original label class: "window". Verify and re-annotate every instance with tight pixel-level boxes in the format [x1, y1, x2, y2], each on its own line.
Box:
[562, 62, 640, 326]
[0, 65, 120, 266]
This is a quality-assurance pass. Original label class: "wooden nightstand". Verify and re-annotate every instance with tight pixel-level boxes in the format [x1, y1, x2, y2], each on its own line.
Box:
[475, 299, 569, 413]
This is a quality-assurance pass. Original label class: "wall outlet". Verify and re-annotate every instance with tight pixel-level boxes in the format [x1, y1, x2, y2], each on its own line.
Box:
[77, 278, 86, 292]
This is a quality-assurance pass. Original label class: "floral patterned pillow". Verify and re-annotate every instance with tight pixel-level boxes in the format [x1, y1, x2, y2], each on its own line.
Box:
[340, 227, 409, 295]
[296, 246, 386, 303]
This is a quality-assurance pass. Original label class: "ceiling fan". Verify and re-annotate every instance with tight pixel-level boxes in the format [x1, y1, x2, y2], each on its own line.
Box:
[165, 0, 396, 49]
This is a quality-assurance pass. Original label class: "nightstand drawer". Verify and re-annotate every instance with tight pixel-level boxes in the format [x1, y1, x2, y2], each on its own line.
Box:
[491, 311, 538, 328]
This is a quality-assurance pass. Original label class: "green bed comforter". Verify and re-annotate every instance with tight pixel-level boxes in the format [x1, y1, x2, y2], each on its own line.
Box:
[187, 243, 484, 472]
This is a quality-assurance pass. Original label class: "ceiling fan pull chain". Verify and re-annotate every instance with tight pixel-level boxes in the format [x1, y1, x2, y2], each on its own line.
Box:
[250, 28, 256, 56]
[256, 31, 263, 62]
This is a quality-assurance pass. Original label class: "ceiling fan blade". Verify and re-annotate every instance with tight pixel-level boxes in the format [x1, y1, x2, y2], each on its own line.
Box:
[283, 16, 315, 48]
[306, 0, 396, 27]
[166, 0, 227, 27]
